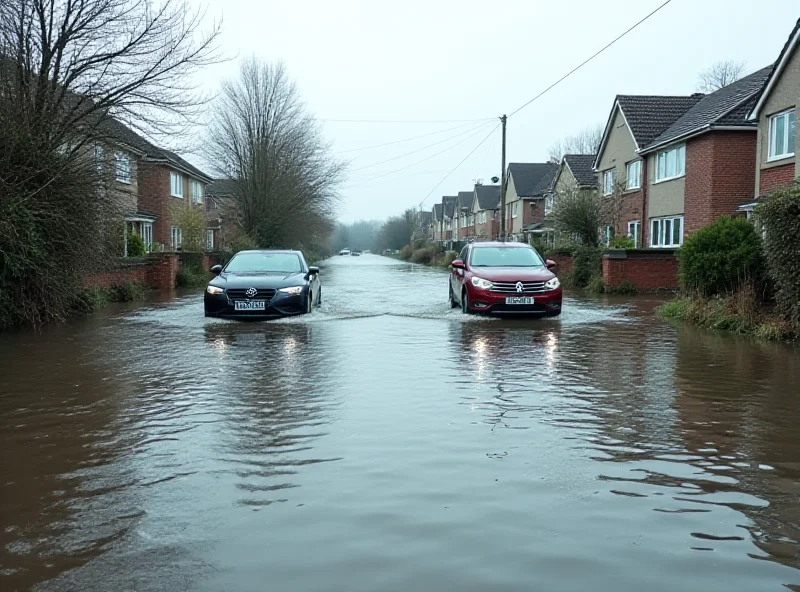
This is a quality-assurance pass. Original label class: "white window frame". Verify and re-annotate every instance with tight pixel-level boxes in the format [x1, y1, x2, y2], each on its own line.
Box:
[627, 220, 640, 248]
[206, 229, 214, 250]
[768, 109, 796, 161]
[170, 171, 183, 198]
[115, 151, 131, 183]
[626, 160, 641, 190]
[603, 225, 614, 246]
[141, 222, 153, 251]
[649, 215, 684, 248]
[544, 193, 554, 215]
[655, 144, 686, 183]
[170, 226, 182, 250]
[602, 169, 614, 196]
[512, 201, 520, 218]
[190, 180, 204, 204]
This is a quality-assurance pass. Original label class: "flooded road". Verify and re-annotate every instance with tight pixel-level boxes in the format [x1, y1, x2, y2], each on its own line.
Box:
[2, 254, 799, 591]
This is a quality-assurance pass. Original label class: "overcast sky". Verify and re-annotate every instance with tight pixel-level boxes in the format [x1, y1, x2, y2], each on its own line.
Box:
[193, 0, 798, 223]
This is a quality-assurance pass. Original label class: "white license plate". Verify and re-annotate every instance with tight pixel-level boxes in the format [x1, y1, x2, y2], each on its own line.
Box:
[505, 297, 535, 305]
[234, 300, 266, 311]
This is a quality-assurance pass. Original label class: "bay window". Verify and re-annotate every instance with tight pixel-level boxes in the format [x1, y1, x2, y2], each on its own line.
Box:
[768, 109, 796, 161]
[655, 145, 686, 182]
[650, 216, 683, 248]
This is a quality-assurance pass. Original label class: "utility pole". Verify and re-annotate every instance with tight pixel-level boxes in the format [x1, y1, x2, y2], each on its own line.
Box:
[499, 114, 507, 242]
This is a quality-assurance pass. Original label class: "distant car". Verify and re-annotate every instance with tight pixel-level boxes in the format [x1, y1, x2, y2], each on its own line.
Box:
[351, 250, 361, 256]
[339, 249, 351, 256]
[204, 250, 321, 319]
[449, 242, 561, 316]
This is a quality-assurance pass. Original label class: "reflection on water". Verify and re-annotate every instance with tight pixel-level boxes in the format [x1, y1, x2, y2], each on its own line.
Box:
[1, 254, 799, 591]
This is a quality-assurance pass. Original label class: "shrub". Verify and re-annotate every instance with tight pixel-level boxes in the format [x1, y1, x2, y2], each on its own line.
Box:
[565, 245, 603, 289]
[398, 245, 414, 261]
[176, 266, 209, 288]
[608, 281, 638, 296]
[755, 184, 800, 334]
[442, 250, 458, 267]
[128, 232, 146, 257]
[608, 236, 635, 249]
[169, 203, 206, 252]
[587, 274, 606, 294]
[108, 281, 148, 302]
[70, 286, 109, 314]
[678, 216, 765, 298]
[411, 247, 436, 265]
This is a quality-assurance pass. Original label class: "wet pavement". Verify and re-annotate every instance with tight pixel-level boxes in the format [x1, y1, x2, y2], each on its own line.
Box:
[1, 254, 799, 591]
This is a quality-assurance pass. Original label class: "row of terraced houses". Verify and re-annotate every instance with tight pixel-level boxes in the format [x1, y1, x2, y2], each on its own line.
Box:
[426, 18, 799, 251]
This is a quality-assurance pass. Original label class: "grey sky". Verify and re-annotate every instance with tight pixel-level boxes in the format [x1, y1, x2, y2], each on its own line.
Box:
[194, 0, 798, 222]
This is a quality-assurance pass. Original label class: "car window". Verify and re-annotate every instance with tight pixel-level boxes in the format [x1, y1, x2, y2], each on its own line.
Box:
[469, 247, 544, 268]
[458, 247, 468, 262]
[225, 252, 303, 273]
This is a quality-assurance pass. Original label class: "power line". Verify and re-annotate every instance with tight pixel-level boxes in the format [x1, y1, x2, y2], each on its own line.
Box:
[320, 117, 493, 124]
[418, 123, 500, 208]
[336, 120, 489, 154]
[349, 120, 495, 173]
[509, 0, 673, 118]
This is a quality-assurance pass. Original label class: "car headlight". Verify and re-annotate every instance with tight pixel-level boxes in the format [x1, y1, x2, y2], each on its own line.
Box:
[544, 277, 560, 290]
[206, 285, 224, 295]
[471, 277, 492, 290]
[279, 286, 303, 295]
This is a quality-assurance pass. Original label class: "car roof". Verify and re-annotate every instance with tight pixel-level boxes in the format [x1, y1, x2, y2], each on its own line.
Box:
[236, 249, 301, 254]
[470, 242, 532, 249]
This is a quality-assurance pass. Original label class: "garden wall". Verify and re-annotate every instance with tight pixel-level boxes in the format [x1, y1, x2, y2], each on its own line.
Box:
[602, 249, 679, 292]
[85, 253, 180, 290]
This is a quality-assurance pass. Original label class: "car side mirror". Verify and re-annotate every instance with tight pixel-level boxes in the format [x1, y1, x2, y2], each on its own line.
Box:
[451, 259, 465, 269]
[545, 259, 556, 270]
[211, 264, 223, 274]
[306, 266, 320, 280]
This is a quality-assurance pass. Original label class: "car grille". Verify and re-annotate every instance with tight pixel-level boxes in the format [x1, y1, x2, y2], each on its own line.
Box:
[227, 288, 277, 299]
[490, 281, 548, 294]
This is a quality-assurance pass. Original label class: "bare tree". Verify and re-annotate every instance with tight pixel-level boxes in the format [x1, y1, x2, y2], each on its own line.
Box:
[0, 0, 221, 328]
[206, 59, 344, 250]
[697, 60, 745, 93]
[548, 124, 603, 163]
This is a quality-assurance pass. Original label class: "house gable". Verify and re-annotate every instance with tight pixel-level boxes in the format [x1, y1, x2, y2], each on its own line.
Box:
[595, 106, 637, 174]
[554, 160, 578, 193]
[749, 18, 800, 120]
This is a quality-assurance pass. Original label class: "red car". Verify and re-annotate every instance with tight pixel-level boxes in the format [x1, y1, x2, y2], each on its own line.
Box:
[448, 242, 562, 316]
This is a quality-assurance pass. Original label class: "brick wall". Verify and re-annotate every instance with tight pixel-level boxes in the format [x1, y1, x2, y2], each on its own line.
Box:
[602, 249, 679, 291]
[685, 131, 757, 234]
[547, 250, 573, 278]
[759, 162, 797, 195]
[137, 163, 171, 247]
[86, 254, 180, 290]
[523, 198, 546, 226]
[613, 190, 645, 244]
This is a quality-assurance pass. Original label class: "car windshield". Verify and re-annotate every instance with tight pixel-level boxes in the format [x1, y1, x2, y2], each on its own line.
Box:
[470, 247, 544, 267]
[224, 252, 303, 273]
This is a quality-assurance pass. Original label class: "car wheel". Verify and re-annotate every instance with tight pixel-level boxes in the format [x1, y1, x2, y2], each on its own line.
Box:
[448, 284, 458, 308]
[461, 289, 471, 314]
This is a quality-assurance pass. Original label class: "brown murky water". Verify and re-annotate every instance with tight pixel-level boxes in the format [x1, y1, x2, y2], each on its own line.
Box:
[1, 255, 799, 591]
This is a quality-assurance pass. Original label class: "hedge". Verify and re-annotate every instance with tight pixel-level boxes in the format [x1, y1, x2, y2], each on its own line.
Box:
[754, 184, 800, 334]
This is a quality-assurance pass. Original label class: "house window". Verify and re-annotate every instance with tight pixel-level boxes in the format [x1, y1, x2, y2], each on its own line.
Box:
[627, 220, 640, 248]
[602, 170, 614, 196]
[170, 171, 183, 197]
[170, 226, 182, 250]
[626, 160, 641, 190]
[207, 197, 217, 210]
[206, 229, 214, 250]
[115, 152, 131, 183]
[191, 180, 204, 204]
[655, 144, 686, 182]
[512, 202, 520, 218]
[650, 216, 683, 248]
[141, 223, 153, 251]
[768, 109, 796, 161]
[603, 225, 614, 246]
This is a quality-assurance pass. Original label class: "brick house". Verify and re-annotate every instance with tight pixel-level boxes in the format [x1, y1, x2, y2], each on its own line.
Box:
[441, 195, 457, 242]
[456, 191, 474, 239]
[471, 184, 501, 240]
[102, 118, 212, 252]
[594, 94, 704, 247]
[501, 163, 559, 241]
[432, 203, 444, 243]
[743, 17, 799, 215]
[548, 154, 598, 245]
[638, 67, 771, 239]
[206, 179, 240, 250]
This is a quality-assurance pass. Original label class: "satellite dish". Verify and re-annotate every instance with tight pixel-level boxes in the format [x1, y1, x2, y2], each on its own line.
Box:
[491, 176, 499, 184]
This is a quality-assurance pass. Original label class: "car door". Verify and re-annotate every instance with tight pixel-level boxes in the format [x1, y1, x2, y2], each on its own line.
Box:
[451, 246, 469, 301]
